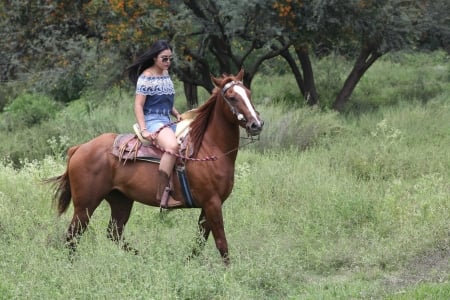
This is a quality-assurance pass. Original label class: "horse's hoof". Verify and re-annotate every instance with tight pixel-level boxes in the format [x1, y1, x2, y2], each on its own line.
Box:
[122, 242, 139, 255]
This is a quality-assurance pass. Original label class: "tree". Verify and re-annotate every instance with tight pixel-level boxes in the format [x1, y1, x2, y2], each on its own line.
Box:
[168, 0, 423, 110]
[168, 0, 292, 107]
[171, 0, 437, 111]
[82, 0, 171, 60]
[0, 0, 95, 102]
[268, 0, 424, 111]
[1, 0, 447, 112]
[268, 0, 320, 105]
[416, 0, 450, 52]
[321, 0, 421, 111]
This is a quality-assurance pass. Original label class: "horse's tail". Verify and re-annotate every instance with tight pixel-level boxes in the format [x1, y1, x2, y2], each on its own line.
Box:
[45, 145, 81, 216]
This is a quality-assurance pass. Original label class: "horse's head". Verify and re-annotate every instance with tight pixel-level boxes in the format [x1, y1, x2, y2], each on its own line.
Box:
[212, 69, 264, 136]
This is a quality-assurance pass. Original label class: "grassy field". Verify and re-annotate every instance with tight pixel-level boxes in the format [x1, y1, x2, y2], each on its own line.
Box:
[0, 51, 449, 299]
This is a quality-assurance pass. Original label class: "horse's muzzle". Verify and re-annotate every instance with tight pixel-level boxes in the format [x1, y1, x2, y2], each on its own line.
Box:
[246, 118, 264, 136]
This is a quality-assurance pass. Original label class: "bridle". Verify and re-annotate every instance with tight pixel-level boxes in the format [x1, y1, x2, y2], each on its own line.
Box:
[221, 80, 263, 137]
[220, 79, 261, 148]
[150, 80, 261, 162]
[221, 80, 246, 122]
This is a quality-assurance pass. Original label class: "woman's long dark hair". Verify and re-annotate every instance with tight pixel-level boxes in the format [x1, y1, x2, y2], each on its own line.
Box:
[126, 40, 173, 85]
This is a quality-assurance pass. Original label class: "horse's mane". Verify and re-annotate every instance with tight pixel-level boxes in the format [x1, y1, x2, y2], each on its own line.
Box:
[189, 75, 236, 158]
[189, 87, 220, 158]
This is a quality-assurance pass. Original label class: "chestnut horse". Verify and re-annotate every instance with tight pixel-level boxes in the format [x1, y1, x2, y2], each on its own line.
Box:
[47, 70, 263, 264]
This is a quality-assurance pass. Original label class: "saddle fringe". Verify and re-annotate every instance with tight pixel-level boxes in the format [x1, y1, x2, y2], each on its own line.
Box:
[113, 110, 201, 165]
[117, 136, 142, 164]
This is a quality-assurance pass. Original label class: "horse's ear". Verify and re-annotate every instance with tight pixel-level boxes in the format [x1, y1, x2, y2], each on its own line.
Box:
[211, 74, 222, 87]
[236, 68, 244, 81]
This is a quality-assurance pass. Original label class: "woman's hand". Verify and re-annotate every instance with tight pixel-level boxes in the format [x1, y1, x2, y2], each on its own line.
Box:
[172, 109, 182, 121]
[141, 129, 156, 141]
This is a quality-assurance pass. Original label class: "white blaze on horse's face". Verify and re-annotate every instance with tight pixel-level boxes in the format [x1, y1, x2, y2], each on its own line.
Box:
[233, 85, 263, 129]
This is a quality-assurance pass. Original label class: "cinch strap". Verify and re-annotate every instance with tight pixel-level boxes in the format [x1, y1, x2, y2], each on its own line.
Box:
[176, 167, 197, 208]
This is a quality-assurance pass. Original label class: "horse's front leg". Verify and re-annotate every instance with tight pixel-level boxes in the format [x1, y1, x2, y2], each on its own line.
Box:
[189, 209, 211, 259]
[204, 199, 229, 265]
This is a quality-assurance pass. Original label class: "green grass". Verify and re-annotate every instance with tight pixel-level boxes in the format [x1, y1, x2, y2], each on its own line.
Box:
[388, 282, 450, 299]
[1, 95, 449, 298]
[0, 51, 449, 298]
[356, 51, 448, 110]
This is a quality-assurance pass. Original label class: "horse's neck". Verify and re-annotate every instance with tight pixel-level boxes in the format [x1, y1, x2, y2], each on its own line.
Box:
[204, 99, 240, 159]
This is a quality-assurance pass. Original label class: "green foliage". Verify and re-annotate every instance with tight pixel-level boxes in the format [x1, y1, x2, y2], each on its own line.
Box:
[416, 0, 450, 52]
[388, 282, 450, 299]
[0, 83, 15, 113]
[46, 135, 71, 161]
[253, 104, 343, 151]
[314, 54, 352, 108]
[48, 70, 87, 103]
[1, 0, 449, 112]
[336, 97, 450, 181]
[347, 51, 449, 112]
[1, 93, 61, 130]
[342, 118, 405, 181]
[22, 38, 123, 104]
[0, 88, 133, 166]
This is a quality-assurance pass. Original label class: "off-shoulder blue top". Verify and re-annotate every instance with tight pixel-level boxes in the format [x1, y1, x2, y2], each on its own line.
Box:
[136, 74, 175, 115]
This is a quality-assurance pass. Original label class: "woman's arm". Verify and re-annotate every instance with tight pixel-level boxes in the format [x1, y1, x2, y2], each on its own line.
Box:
[134, 94, 150, 137]
[172, 107, 181, 121]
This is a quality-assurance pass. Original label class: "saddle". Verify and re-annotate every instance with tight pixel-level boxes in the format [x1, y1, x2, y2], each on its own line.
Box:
[111, 110, 198, 163]
[111, 110, 199, 208]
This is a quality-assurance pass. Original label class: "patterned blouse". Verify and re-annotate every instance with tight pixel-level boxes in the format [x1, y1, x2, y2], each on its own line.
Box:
[136, 74, 175, 115]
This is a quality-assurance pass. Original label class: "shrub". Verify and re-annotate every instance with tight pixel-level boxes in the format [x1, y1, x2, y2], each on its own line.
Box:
[251, 104, 343, 152]
[0, 82, 16, 113]
[49, 70, 87, 102]
[1, 93, 61, 130]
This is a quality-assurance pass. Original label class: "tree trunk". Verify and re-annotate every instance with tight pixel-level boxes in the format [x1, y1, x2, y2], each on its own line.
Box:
[183, 82, 198, 109]
[295, 45, 319, 106]
[245, 41, 292, 88]
[280, 48, 305, 95]
[333, 46, 382, 112]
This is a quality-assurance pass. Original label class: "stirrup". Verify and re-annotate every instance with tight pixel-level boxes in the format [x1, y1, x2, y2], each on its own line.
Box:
[160, 187, 183, 211]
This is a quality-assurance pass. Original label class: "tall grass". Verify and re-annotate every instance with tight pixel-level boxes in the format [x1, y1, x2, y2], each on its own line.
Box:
[0, 51, 449, 298]
[1, 95, 449, 298]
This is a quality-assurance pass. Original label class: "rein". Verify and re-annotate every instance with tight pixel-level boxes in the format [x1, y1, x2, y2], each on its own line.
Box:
[215, 133, 260, 159]
[150, 121, 218, 162]
[149, 80, 260, 162]
[150, 120, 260, 162]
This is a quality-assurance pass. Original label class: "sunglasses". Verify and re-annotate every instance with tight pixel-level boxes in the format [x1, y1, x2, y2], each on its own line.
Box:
[159, 56, 174, 63]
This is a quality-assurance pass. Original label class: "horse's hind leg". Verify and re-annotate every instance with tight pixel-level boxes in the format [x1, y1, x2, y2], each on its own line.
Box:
[105, 191, 136, 254]
[66, 206, 98, 255]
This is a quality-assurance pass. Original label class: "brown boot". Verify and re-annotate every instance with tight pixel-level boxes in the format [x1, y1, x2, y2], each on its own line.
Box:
[157, 170, 183, 209]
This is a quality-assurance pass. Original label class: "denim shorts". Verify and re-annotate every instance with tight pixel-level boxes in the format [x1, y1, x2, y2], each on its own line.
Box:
[144, 113, 176, 133]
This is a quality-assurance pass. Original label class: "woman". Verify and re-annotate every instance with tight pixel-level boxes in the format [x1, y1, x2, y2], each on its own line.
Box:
[126, 40, 182, 208]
